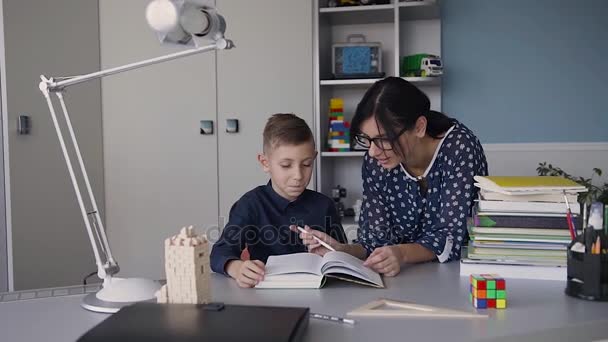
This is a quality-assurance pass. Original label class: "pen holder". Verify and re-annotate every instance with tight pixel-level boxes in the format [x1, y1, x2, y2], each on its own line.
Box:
[565, 233, 608, 301]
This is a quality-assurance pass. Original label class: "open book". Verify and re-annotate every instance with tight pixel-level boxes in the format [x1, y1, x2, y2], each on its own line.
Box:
[255, 251, 384, 289]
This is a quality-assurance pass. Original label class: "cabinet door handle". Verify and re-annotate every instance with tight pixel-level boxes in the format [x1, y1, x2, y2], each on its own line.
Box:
[200, 120, 214, 135]
[226, 119, 239, 133]
[18, 115, 31, 135]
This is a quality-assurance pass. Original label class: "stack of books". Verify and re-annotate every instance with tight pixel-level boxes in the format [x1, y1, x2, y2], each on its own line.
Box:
[460, 176, 587, 281]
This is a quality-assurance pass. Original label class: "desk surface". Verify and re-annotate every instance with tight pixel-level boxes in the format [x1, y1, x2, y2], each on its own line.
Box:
[1, 262, 607, 342]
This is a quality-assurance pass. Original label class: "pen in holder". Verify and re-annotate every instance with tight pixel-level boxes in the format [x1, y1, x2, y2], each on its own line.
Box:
[565, 203, 608, 301]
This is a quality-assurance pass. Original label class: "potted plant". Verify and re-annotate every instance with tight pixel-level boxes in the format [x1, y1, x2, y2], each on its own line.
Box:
[537, 162, 608, 205]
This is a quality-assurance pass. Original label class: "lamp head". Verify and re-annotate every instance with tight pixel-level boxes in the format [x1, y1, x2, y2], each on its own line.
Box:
[145, 0, 229, 47]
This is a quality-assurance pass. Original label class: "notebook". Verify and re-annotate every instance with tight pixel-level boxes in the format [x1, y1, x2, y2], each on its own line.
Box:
[78, 302, 309, 342]
[476, 199, 580, 215]
[470, 226, 571, 237]
[473, 211, 581, 229]
[459, 258, 567, 281]
[474, 176, 586, 195]
[256, 251, 384, 288]
[479, 189, 579, 203]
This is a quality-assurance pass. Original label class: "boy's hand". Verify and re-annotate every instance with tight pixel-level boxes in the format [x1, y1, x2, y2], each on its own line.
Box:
[226, 260, 266, 288]
[290, 225, 340, 256]
[363, 245, 403, 277]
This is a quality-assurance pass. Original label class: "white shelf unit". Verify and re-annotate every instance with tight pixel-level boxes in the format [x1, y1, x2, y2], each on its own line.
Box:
[313, 0, 442, 217]
[320, 76, 440, 86]
[321, 151, 366, 157]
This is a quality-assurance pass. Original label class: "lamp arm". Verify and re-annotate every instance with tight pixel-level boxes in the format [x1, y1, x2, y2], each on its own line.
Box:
[39, 86, 116, 280]
[37, 38, 231, 282]
[45, 38, 231, 91]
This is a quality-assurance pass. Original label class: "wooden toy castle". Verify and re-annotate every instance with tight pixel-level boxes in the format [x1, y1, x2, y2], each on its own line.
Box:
[156, 226, 211, 304]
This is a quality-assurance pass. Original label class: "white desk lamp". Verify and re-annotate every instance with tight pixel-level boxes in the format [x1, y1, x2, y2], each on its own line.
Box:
[37, 0, 233, 313]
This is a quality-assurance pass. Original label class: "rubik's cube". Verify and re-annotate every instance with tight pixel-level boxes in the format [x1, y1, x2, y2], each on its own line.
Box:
[327, 98, 351, 152]
[470, 274, 506, 309]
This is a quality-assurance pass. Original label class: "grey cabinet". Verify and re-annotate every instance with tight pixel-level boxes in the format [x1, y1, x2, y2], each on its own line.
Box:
[101, 0, 313, 281]
[216, 0, 314, 218]
[2, 0, 104, 290]
[100, 0, 220, 281]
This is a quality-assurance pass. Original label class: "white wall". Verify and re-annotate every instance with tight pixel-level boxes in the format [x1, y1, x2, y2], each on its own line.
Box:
[2, 0, 103, 290]
[484, 143, 608, 184]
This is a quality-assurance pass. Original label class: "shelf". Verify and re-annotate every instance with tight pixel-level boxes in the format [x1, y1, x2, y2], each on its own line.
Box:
[320, 76, 440, 86]
[320, 78, 382, 86]
[401, 76, 441, 85]
[319, 4, 394, 25]
[321, 151, 366, 157]
[398, 0, 439, 20]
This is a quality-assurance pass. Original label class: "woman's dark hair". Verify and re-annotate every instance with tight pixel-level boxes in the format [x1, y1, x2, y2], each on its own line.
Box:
[351, 77, 453, 149]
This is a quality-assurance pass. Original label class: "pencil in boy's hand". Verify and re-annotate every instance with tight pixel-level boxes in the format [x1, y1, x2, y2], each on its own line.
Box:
[296, 226, 336, 252]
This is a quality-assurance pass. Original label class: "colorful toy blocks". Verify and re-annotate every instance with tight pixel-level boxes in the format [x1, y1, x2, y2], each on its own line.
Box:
[327, 98, 351, 152]
[470, 274, 506, 309]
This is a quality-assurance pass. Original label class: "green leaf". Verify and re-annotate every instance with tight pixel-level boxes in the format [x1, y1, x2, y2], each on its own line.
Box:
[537, 161, 608, 205]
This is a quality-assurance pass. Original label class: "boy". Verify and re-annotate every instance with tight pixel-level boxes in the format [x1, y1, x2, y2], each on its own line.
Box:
[210, 113, 347, 288]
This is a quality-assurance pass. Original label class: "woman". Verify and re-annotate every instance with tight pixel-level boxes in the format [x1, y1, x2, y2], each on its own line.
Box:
[294, 77, 488, 276]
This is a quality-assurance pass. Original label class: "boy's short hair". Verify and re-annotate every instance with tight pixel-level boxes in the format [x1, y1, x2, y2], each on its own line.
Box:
[263, 113, 314, 152]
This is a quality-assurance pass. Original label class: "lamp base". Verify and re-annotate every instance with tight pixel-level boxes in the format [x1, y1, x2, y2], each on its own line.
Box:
[81, 277, 162, 313]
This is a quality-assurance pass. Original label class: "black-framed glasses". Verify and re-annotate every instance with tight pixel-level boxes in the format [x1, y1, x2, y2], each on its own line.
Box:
[354, 127, 408, 151]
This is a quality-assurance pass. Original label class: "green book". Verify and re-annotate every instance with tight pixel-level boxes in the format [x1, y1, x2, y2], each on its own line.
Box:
[605, 206, 608, 233]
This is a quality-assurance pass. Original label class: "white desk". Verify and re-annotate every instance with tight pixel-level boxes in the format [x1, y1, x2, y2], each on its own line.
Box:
[1, 262, 607, 341]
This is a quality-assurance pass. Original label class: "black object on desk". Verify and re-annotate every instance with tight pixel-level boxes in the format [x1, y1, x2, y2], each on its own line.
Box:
[565, 229, 608, 301]
[78, 302, 310, 342]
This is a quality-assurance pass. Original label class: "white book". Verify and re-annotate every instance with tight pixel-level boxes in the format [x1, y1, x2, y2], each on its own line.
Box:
[472, 235, 570, 244]
[477, 199, 580, 215]
[256, 252, 384, 289]
[470, 241, 567, 250]
[470, 227, 571, 236]
[459, 258, 567, 281]
[480, 190, 578, 203]
[476, 211, 569, 217]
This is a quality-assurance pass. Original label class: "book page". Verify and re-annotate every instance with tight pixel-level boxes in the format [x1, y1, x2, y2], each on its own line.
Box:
[255, 273, 324, 289]
[320, 251, 383, 287]
[264, 253, 323, 276]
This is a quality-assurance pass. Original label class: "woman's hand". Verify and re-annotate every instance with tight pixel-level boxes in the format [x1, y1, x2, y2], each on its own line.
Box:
[290, 225, 341, 256]
[226, 260, 266, 288]
[363, 245, 404, 277]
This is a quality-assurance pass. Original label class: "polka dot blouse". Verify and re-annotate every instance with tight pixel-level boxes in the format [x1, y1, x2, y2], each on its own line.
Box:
[355, 120, 488, 262]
